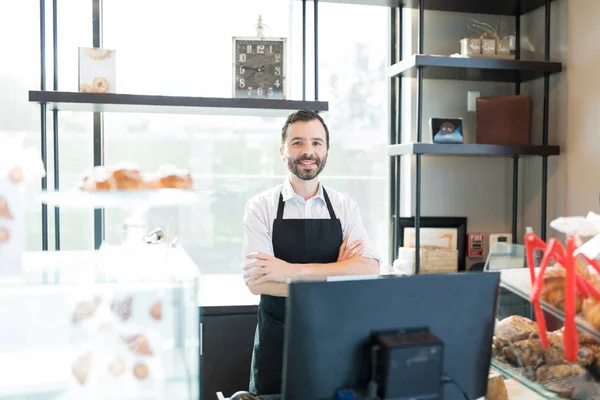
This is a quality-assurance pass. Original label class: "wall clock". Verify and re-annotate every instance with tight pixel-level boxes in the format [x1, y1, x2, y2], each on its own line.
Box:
[232, 36, 287, 99]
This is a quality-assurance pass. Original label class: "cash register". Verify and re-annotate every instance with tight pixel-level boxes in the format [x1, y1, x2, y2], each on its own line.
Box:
[223, 272, 500, 400]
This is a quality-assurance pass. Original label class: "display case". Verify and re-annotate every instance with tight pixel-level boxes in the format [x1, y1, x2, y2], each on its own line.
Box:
[485, 243, 600, 399]
[0, 245, 200, 400]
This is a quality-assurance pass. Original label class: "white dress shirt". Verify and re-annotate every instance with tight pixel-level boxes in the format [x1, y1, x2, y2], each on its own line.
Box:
[241, 178, 381, 280]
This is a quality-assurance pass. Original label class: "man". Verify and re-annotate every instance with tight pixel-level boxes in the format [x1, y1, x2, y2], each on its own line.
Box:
[241, 109, 380, 395]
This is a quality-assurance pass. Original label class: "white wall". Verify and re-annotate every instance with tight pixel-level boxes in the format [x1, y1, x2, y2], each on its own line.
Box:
[398, 2, 569, 265]
[564, 0, 600, 215]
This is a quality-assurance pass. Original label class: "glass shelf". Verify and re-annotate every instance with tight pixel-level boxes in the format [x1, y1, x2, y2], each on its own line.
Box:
[485, 243, 600, 399]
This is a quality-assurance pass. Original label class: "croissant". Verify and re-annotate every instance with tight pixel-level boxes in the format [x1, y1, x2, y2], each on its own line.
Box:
[582, 297, 600, 331]
[541, 267, 583, 313]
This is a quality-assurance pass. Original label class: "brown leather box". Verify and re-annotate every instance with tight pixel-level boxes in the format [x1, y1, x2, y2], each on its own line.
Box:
[475, 95, 532, 145]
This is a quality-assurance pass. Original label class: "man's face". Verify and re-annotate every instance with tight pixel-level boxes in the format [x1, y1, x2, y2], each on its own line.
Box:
[280, 119, 328, 181]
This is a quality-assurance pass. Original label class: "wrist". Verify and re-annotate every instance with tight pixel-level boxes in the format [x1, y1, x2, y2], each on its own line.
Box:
[296, 263, 313, 279]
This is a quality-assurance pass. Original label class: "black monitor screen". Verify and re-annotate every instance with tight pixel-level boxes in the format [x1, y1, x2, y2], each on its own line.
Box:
[282, 273, 500, 400]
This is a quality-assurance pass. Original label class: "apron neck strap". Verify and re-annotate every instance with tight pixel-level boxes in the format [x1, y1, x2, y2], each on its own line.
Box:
[276, 186, 337, 220]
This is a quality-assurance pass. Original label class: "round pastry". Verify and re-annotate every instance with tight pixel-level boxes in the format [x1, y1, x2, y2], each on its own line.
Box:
[9, 166, 23, 184]
[541, 267, 583, 313]
[494, 315, 539, 344]
[0, 227, 10, 242]
[110, 163, 144, 190]
[151, 164, 193, 189]
[133, 363, 149, 380]
[82, 166, 114, 191]
[150, 302, 162, 320]
[108, 359, 125, 377]
[92, 77, 109, 93]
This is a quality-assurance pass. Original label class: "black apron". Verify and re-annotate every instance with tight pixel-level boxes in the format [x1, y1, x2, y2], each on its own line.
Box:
[249, 187, 343, 395]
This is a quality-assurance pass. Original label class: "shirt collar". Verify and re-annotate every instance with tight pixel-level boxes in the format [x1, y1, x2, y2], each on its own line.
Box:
[281, 177, 325, 202]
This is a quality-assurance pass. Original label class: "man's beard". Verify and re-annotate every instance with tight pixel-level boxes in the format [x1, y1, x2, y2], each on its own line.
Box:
[287, 154, 327, 181]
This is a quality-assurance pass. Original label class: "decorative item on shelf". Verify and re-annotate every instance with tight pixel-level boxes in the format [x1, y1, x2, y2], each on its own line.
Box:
[395, 217, 467, 272]
[475, 95, 532, 145]
[232, 15, 287, 99]
[78, 47, 116, 94]
[0, 134, 46, 276]
[430, 117, 463, 144]
[460, 19, 514, 60]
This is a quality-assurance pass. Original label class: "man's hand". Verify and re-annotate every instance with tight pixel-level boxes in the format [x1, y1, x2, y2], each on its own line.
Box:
[337, 236, 364, 261]
[243, 252, 299, 286]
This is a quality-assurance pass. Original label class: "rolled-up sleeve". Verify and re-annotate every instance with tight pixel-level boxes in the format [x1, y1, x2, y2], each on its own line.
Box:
[241, 198, 274, 283]
[342, 198, 382, 267]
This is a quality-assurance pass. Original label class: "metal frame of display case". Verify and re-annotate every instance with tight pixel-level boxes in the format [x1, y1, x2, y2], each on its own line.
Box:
[32, 0, 328, 250]
[387, 0, 562, 273]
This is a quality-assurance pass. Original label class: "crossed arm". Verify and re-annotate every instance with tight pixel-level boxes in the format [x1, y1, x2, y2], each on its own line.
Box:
[241, 200, 380, 297]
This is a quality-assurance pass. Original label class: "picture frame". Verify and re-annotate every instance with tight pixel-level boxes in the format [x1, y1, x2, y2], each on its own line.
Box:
[398, 217, 468, 271]
[430, 117, 464, 144]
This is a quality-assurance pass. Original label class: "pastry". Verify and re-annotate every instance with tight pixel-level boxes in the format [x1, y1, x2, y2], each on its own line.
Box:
[502, 337, 545, 368]
[494, 316, 538, 349]
[0, 198, 12, 219]
[73, 296, 101, 323]
[541, 267, 583, 312]
[79, 83, 93, 92]
[122, 334, 153, 356]
[9, 166, 23, 184]
[486, 373, 508, 400]
[72, 352, 92, 385]
[108, 359, 125, 377]
[133, 363, 149, 380]
[82, 166, 115, 191]
[92, 77, 109, 93]
[151, 164, 193, 189]
[111, 296, 132, 321]
[150, 302, 162, 320]
[0, 227, 10, 242]
[87, 48, 112, 61]
[582, 296, 600, 331]
[110, 164, 144, 190]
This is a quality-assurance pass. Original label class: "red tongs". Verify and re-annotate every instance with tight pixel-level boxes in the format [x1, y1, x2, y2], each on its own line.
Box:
[525, 231, 600, 362]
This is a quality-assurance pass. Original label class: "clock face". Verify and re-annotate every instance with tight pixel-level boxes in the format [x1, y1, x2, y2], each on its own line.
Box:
[233, 37, 286, 99]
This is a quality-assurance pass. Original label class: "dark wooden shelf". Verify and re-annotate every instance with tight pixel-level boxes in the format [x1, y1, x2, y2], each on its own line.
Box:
[28, 91, 328, 117]
[401, 0, 556, 15]
[388, 143, 561, 157]
[388, 55, 562, 82]
[295, 0, 554, 15]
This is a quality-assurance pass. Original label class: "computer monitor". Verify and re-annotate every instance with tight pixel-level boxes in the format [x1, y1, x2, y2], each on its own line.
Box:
[281, 273, 500, 400]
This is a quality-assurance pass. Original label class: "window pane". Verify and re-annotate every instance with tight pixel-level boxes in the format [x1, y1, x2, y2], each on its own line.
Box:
[0, 2, 43, 251]
[85, 0, 389, 274]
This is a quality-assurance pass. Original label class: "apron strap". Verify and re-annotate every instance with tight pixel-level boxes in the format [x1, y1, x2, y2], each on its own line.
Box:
[276, 192, 285, 220]
[322, 188, 337, 219]
[276, 186, 338, 220]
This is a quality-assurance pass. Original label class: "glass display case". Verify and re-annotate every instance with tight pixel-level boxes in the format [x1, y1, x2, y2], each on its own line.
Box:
[485, 242, 600, 399]
[0, 245, 200, 400]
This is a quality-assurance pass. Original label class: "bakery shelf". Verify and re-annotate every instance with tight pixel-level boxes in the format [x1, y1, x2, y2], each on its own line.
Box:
[400, 0, 556, 15]
[387, 143, 561, 157]
[498, 267, 600, 342]
[28, 91, 329, 117]
[294, 0, 555, 15]
[388, 55, 563, 82]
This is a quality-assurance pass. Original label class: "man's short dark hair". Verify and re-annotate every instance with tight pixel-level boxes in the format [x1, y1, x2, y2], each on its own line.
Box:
[280, 109, 330, 148]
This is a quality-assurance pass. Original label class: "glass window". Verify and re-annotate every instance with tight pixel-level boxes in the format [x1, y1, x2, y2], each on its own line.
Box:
[2, 0, 389, 273]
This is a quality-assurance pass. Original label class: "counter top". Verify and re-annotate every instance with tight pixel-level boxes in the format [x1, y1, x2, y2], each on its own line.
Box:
[198, 273, 259, 315]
